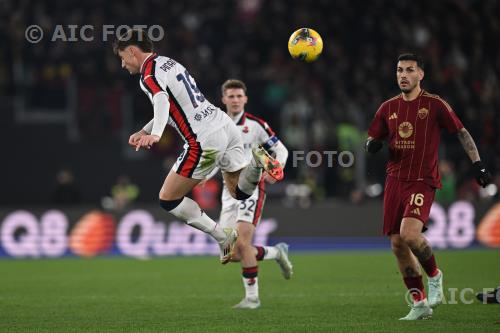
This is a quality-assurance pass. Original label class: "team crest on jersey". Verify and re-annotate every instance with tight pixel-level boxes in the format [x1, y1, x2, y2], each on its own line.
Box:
[398, 121, 414, 139]
[418, 108, 429, 119]
[242, 126, 249, 133]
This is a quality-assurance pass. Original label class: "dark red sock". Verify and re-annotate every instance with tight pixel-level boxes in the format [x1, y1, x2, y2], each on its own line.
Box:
[403, 276, 426, 302]
[255, 246, 265, 261]
[242, 266, 258, 279]
[420, 255, 439, 277]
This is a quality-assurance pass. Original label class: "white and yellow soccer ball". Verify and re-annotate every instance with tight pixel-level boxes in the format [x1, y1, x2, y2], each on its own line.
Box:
[288, 28, 323, 62]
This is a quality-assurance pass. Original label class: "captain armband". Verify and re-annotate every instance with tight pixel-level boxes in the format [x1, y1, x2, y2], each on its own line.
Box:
[262, 136, 279, 150]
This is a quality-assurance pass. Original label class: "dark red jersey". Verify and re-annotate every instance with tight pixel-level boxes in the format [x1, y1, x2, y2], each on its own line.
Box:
[368, 90, 463, 188]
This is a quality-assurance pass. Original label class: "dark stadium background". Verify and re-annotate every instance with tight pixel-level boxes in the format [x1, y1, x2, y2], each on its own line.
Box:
[1, 0, 499, 205]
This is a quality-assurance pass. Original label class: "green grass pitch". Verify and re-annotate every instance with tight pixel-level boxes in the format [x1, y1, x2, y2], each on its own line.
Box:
[1, 250, 499, 332]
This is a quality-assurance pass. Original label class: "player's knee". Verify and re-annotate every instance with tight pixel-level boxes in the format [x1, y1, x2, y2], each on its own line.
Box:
[236, 233, 251, 249]
[235, 227, 252, 251]
[159, 188, 177, 201]
[235, 239, 250, 254]
[391, 238, 407, 257]
[159, 198, 183, 212]
[400, 231, 419, 248]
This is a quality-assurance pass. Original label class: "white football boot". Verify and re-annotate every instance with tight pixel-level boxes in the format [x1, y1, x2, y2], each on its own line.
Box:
[218, 228, 238, 264]
[428, 269, 444, 308]
[232, 296, 261, 309]
[275, 242, 293, 279]
[399, 299, 433, 320]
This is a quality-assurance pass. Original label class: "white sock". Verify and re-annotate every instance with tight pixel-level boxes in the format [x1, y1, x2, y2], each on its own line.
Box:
[169, 197, 226, 242]
[237, 165, 262, 195]
[263, 246, 279, 260]
[243, 276, 259, 299]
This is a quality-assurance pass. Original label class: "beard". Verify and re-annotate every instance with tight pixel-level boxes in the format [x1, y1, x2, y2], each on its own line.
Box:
[399, 82, 416, 93]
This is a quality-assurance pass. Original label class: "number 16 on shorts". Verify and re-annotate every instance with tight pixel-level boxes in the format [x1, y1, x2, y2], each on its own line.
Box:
[410, 193, 424, 207]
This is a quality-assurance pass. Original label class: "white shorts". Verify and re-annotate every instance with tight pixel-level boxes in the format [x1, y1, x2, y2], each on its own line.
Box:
[172, 121, 247, 179]
[219, 180, 266, 227]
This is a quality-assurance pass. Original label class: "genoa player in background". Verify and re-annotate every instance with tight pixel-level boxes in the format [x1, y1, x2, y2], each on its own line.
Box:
[218, 79, 292, 309]
[366, 53, 492, 320]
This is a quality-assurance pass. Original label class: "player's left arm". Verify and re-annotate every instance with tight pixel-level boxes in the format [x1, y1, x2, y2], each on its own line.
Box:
[265, 137, 289, 167]
[456, 128, 492, 187]
[438, 98, 492, 187]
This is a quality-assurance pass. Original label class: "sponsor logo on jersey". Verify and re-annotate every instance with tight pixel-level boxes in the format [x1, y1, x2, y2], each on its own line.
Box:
[389, 113, 398, 120]
[398, 121, 413, 139]
[395, 140, 415, 149]
[194, 105, 217, 121]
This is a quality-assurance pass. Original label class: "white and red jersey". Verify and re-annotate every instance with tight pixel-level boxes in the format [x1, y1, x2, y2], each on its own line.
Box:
[139, 53, 230, 145]
[220, 111, 278, 225]
[230, 111, 278, 164]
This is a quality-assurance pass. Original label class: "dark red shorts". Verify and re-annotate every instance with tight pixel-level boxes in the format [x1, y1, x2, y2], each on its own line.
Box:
[383, 176, 436, 235]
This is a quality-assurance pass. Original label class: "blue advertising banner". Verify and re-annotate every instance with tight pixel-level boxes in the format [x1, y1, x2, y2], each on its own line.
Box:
[0, 200, 498, 258]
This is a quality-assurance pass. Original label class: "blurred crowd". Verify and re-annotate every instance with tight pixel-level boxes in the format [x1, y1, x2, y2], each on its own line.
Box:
[1, 0, 499, 203]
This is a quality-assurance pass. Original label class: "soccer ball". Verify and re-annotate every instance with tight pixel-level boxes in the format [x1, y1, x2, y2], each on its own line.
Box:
[288, 28, 323, 62]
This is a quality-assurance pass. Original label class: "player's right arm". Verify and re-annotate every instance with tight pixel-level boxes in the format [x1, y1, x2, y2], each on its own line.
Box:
[128, 118, 155, 146]
[128, 128, 149, 147]
[134, 64, 171, 151]
[129, 93, 169, 151]
[366, 103, 388, 153]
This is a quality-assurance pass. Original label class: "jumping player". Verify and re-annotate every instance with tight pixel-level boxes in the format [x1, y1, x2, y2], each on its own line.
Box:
[217, 79, 293, 309]
[113, 29, 284, 263]
[366, 53, 491, 320]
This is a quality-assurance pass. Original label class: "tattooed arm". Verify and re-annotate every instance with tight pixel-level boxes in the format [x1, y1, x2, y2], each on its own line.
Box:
[456, 128, 480, 163]
[457, 128, 492, 187]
